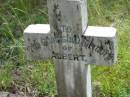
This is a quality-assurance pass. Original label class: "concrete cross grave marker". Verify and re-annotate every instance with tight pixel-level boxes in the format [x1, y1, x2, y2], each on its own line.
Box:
[24, 0, 117, 97]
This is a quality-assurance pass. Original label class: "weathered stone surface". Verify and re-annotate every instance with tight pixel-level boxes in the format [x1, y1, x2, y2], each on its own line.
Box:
[82, 26, 117, 65]
[24, 24, 52, 60]
[47, 0, 88, 35]
[54, 63, 91, 97]
[47, 6, 89, 97]
[24, 24, 117, 65]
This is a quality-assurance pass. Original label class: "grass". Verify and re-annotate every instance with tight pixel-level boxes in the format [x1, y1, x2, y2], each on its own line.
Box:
[93, 17, 130, 97]
[89, 1, 130, 96]
[0, 0, 130, 97]
[0, 64, 13, 91]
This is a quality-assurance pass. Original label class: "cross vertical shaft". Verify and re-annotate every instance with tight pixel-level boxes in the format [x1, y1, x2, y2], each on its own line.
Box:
[47, 0, 91, 97]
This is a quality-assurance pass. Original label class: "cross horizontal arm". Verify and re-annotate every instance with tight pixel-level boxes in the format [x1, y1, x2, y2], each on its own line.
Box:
[24, 24, 117, 65]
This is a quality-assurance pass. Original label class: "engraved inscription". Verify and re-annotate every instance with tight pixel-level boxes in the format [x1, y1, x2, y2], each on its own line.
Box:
[52, 51, 86, 61]
[82, 36, 114, 62]
[26, 38, 41, 53]
[26, 34, 115, 63]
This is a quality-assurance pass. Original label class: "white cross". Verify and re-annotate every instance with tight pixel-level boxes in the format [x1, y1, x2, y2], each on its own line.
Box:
[24, 0, 117, 97]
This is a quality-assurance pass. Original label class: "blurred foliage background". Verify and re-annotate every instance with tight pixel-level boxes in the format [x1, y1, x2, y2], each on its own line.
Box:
[0, 0, 130, 97]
